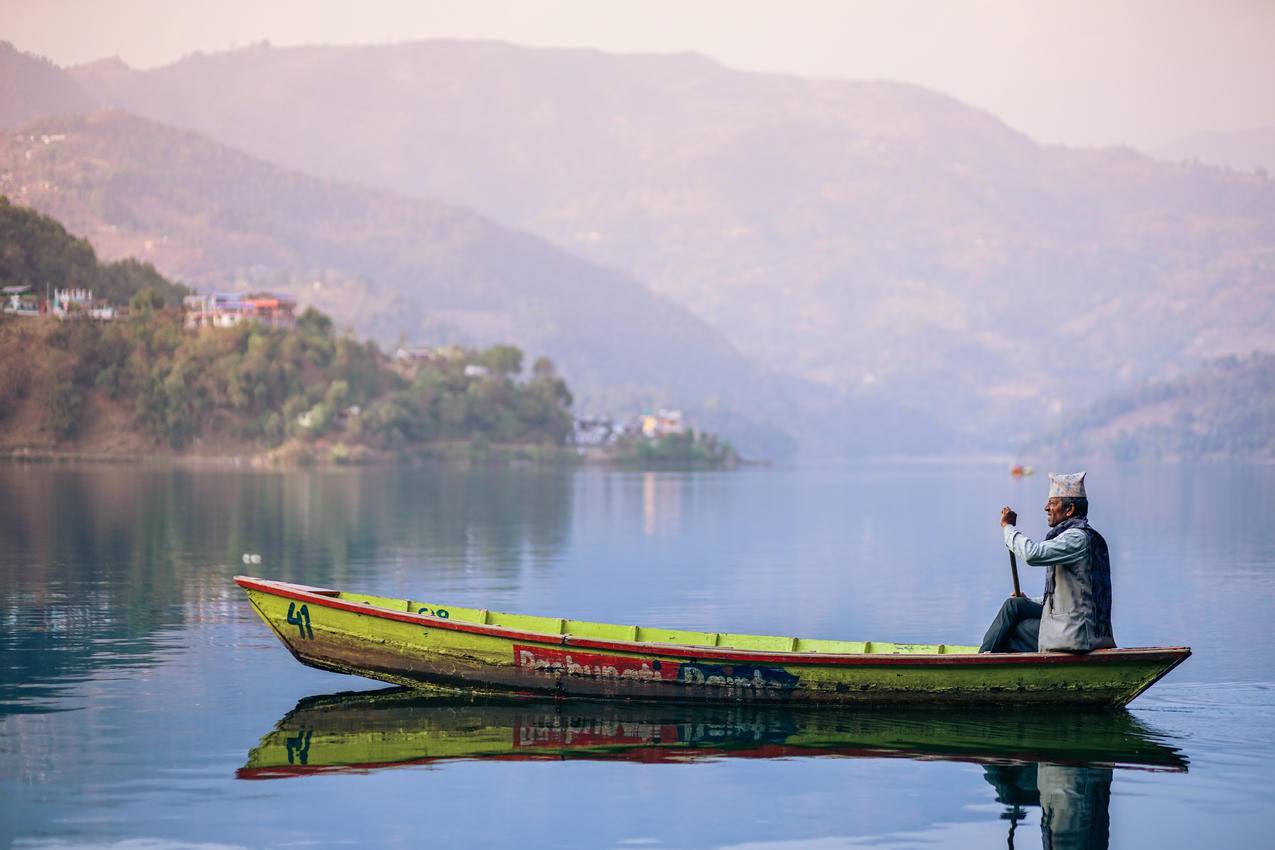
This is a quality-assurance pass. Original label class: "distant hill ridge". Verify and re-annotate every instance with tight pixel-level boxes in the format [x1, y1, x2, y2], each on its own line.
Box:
[1153, 125, 1275, 174]
[0, 41, 95, 131]
[1026, 353, 1275, 462]
[56, 39, 1275, 443]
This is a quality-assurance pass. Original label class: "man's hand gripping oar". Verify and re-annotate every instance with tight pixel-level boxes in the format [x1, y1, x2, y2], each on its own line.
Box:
[1001, 506, 1023, 597]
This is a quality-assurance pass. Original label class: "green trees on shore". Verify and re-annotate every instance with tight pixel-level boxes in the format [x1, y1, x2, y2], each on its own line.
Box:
[4, 296, 573, 455]
[615, 430, 739, 469]
[357, 343, 572, 451]
[0, 195, 574, 457]
[2, 196, 740, 466]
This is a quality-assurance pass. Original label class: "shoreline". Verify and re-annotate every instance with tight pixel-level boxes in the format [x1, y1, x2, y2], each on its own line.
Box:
[0, 442, 578, 469]
[5, 446, 1265, 470]
[0, 441, 748, 471]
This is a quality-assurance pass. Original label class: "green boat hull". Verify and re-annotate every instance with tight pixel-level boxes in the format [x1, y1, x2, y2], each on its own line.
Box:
[236, 577, 1190, 707]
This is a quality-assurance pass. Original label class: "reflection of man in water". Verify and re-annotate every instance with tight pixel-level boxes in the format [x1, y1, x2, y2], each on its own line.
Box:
[984, 763, 1113, 850]
[979, 472, 1116, 653]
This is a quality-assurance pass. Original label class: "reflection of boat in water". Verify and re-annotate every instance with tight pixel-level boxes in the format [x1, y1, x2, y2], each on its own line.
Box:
[238, 687, 1187, 780]
[235, 576, 1190, 705]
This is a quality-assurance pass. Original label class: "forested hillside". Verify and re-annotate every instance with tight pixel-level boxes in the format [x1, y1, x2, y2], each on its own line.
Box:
[0, 201, 574, 462]
[0, 308, 574, 461]
[1026, 353, 1275, 461]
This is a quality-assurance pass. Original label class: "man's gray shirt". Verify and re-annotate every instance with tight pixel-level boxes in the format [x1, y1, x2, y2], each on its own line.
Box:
[1003, 524, 1117, 652]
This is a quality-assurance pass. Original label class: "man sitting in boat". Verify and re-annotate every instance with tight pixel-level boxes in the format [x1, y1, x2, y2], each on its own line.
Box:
[979, 472, 1116, 653]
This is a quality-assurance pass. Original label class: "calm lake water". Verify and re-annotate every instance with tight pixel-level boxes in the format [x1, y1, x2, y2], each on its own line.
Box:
[2, 461, 1273, 849]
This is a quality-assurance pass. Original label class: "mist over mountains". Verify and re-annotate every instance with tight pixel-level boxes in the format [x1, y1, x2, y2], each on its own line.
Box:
[65, 42, 1275, 434]
[3, 39, 1273, 457]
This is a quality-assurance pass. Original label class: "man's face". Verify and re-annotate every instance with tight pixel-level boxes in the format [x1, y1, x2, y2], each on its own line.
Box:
[1044, 497, 1073, 527]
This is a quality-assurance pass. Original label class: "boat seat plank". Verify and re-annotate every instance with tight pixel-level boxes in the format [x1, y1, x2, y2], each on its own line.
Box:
[717, 633, 797, 652]
[794, 638, 869, 654]
[889, 643, 944, 654]
[635, 627, 720, 646]
[486, 611, 568, 634]
[565, 619, 641, 641]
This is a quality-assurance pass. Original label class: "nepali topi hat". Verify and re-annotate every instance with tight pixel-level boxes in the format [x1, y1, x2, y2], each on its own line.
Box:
[1048, 471, 1086, 499]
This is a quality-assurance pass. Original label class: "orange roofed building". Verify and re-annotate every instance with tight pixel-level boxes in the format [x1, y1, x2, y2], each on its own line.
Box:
[184, 292, 296, 330]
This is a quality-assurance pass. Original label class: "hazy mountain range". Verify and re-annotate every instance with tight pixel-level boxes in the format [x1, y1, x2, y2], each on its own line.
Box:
[1026, 352, 1275, 462]
[3, 39, 1273, 457]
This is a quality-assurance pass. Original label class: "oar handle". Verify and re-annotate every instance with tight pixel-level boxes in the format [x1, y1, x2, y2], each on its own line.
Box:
[1009, 551, 1022, 597]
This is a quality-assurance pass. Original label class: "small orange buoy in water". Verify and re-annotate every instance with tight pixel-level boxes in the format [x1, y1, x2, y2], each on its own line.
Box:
[1010, 465, 1034, 477]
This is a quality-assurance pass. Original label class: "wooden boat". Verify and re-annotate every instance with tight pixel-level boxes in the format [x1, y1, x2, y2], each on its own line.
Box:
[235, 576, 1190, 706]
[238, 688, 1187, 779]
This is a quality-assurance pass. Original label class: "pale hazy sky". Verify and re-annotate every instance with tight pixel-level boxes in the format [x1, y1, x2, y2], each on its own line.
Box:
[3, 0, 1273, 150]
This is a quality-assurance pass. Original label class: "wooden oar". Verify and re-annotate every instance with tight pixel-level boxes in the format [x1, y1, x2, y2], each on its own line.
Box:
[1009, 551, 1022, 597]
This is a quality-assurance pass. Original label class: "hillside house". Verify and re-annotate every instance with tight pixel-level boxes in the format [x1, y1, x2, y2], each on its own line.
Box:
[184, 292, 296, 330]
[2, 285, 41, 316]
[52, 288, 117, 320]
[394, 346, 434, 362]
[574, 415, 618, 447]
[641, 409, 686, 438]
[394, 345, 467, 364]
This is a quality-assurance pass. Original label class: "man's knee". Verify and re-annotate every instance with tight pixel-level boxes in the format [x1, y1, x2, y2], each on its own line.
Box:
[1004, 596, 1042, 617]
[998, 596, 1027, 617]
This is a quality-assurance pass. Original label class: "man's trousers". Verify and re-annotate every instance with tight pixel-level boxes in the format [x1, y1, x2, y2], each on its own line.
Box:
[979, 596, 1043, 653]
